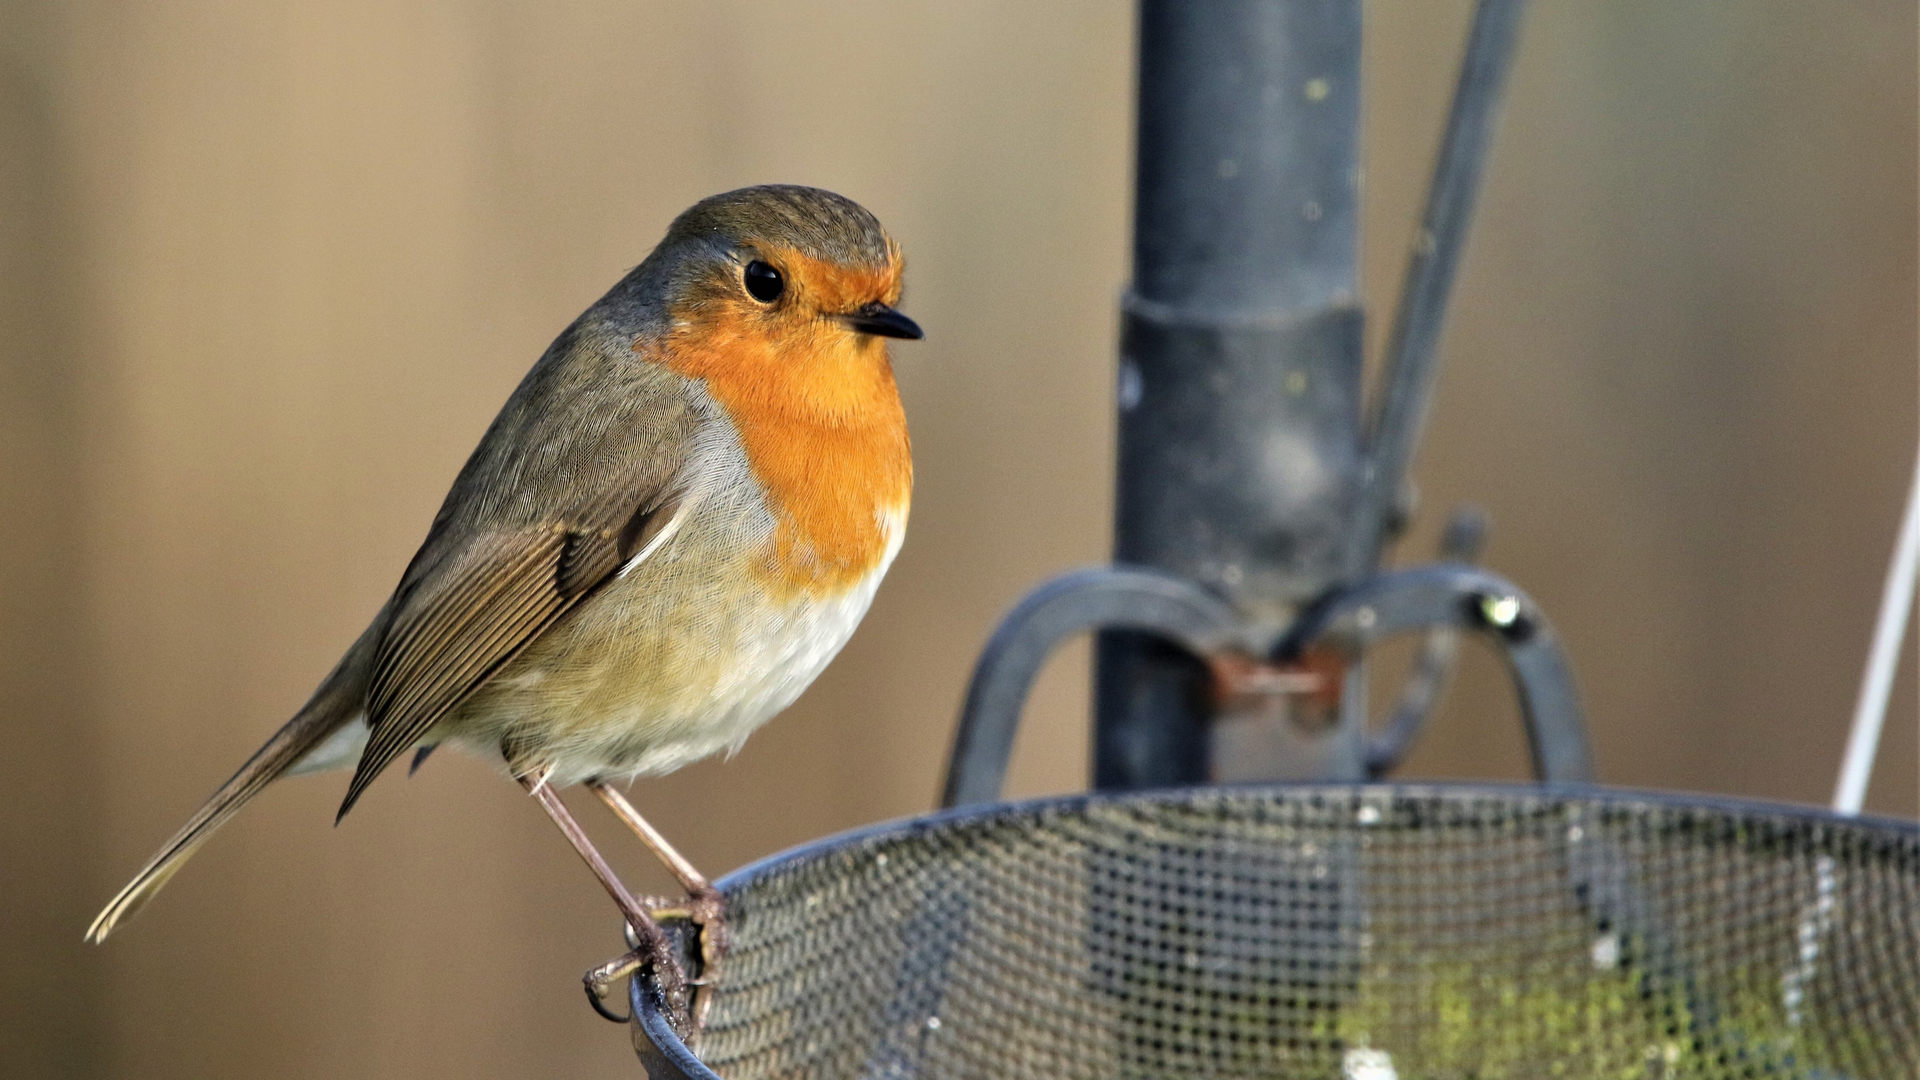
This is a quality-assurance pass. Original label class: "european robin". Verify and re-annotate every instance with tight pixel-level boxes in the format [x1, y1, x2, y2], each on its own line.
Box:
[86, 184, 921, 1024]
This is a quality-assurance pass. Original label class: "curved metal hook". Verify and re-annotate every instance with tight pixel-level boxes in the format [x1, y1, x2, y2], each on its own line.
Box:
[1280, 562, 1592, 783]
[942, 566, 1239, 808]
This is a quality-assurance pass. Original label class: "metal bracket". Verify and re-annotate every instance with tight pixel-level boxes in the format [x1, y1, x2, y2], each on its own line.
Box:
[1277, 562, 1591, 783]
[944, 550, 1589, 807]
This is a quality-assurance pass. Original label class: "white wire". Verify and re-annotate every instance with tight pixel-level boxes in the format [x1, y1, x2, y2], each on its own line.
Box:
[1832, 442, 1920, 815]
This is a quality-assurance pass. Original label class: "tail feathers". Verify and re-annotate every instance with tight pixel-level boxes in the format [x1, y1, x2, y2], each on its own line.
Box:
[84, 712, 342, 942]
[86, 615, 383, 943]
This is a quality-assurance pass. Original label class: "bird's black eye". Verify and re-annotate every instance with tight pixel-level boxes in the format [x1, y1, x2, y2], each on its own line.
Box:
[743, 260, 784, 303]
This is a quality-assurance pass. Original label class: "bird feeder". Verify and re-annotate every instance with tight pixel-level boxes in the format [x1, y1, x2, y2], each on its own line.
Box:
[622, 2, 1920, 1075]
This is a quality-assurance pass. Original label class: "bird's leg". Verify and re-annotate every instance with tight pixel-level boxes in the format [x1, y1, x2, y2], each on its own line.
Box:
[589, 781, 727, 1025]
[512, 767, 690, 1027]
[590, 782, 714, 896]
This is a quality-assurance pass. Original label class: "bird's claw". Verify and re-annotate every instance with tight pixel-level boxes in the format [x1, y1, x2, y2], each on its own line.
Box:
[583, 926, 689, 1028]
[584, 891, 728, 1030]
[583, 951, 642, 1023]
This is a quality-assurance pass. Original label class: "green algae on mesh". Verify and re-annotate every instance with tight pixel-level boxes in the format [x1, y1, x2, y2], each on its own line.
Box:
[1310, 953, 1904, 1079]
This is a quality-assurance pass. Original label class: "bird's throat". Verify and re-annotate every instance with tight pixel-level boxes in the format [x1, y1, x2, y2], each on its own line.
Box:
[662, 328, 912, 599]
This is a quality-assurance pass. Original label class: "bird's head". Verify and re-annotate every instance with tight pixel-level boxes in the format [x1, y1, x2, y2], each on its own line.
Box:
[638, 185, 920, 425]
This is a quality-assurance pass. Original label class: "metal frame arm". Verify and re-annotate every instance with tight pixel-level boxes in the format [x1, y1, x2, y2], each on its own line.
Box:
[1349, 0, 1530, 575]
[1279, 563, 1591, 783]
[942, 567, 1238, 809]
[1363, 506, 1487, 775]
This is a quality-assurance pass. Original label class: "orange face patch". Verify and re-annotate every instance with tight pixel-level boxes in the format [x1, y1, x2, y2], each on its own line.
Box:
[767, 244, 902, 315]
[653, 250, 913, 599]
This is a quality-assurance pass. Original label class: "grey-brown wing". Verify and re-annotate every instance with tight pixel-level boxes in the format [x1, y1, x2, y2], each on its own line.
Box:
[336, 346, 696, 819]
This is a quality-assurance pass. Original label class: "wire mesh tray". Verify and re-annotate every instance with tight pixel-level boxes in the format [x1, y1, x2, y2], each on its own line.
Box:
[631, 784, 1918, 1079]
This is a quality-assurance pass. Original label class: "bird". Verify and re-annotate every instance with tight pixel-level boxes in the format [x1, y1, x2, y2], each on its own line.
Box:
[85, 184, 922, 1026]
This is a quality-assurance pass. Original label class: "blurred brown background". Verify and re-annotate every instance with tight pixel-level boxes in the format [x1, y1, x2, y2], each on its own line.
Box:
[2, 2, 1914, 1077]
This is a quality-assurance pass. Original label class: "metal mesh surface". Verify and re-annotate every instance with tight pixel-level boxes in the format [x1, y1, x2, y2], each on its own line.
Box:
[675, 786, 1917, 1079]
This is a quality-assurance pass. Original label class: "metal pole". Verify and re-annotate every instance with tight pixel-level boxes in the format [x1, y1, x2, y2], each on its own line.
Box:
[1096, 0, 1366, 789]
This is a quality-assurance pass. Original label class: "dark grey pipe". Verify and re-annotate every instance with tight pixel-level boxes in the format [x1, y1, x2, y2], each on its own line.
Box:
[1096, 0, 1366, 789]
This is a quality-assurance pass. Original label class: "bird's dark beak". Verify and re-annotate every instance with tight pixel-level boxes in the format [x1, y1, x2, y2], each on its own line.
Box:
[841, 302, 924, 340]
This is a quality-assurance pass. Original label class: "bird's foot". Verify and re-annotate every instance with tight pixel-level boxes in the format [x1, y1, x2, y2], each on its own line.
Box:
[639, 885, 728, 1028]
[583, 887, 728, 1030]
[647, 885, 729, 968]
[583, 916, 688, 1027]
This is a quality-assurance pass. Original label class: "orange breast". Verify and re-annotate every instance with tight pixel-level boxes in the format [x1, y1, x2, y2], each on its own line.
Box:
[658, 317, 911, 599]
